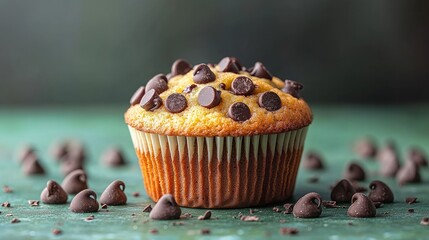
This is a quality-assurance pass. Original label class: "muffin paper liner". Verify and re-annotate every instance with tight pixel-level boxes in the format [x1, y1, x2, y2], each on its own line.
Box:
[128, 126, 308, 208]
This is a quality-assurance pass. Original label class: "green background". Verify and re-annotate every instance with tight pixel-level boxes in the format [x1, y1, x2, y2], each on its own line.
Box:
[1, 105, 429, 239]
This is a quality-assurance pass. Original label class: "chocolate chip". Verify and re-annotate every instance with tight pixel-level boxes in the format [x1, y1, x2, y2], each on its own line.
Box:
[347, 193, 376, 218]
[101, 147, 127, 167]
[293, 192, 323, 218]
[228, 102, 251, 122]
[368, 180, 394, 203]
[11, 218, 20, 224]
[140, 89, 163, 111]
[183, 84, 197, 94]
[28, 200, 39, 206]
[280, 227, 299, 235]
[240, 215, 260, 222]
[231, 76, 255, 96]
[352, 181, 368, 193]
[343, 162, 366, 181]
[17, 145, 35, 164]
[3, 185, 13, 193]
[143, 204, 152, 213]
[62, 169, 88, 195]
[130, 86, 145, 105]
[217, 57, 240, 74]
[354, 137, 377, 158]
[282, 80, 303, 98]
[377, 142, 401, 177]
[171, 59, 192, 77]
[22, 154, 45, 175]
[52, 229, 62, 235]
[197, 210, 211, 220]
[283, 203, 294, 214]
[407, 148, 428, 167]
[258, 91, 282, 111]
[420, 217, 429, 226]
[198, 86, 221, 109]
[69, 189, 99, 213]
[250, 62, 272, 80]
[193, 64, 216, 84]
[219, 83, 226, 90]
[165, 93, 188, 113]
[303, 152, 325, 170]
[406, 197, 418, 204]
[99, 180, 127, 206]
[331, 179, 356, 203]
[145, 74, 168, 95]
[149, 194, 181, 220]
[396, 160, 421, 186]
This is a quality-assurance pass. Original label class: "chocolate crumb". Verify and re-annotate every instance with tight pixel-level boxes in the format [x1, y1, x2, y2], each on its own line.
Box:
[421, 217, 429, 226]
[249, 209, 256, 214]
[142, 204, 152, 213]
[348, 222, 354, 226]
[172, 221, 185, 226]
[283, 203, 294, 214]
[197, 210, 211, 220]
[2, 202, 11, 207]
[181, 213, 193, 219]
[183, 84, 197, 94]
[101, 204, 108, 209]
[272, 207, 282, 213]
[28, 200, 39, 206]
[280, 227, 298, 235]
[219, 83, 226, 90]
[240, 215, 260, 222]
[279, 219, 287, 223]
[408, 208, 415, 213]
[52, 229, 62, 235]
[11, 218, 20, 224]
[406, 197, 418, 204]
[85, 215, 95, 221]
[132, 192, 140, 197]
[150, 229, 158, 234]
[323, 200, 346, 209]
[201, 228, 211, 235]
[3, 185, 13, 193]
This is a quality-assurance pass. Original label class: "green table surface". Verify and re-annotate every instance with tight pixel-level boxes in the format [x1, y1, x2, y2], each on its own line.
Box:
[1, 105, 429, 240]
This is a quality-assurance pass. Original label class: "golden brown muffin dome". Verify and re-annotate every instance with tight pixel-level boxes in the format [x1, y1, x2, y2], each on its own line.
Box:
[125, 57, 312, 137]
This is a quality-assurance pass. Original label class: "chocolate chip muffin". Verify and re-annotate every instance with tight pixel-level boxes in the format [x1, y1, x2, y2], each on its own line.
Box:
[125, 57, 312, 208]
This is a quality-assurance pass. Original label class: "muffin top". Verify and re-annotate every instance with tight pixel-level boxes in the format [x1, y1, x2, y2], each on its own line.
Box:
[125, 57, 312, 137]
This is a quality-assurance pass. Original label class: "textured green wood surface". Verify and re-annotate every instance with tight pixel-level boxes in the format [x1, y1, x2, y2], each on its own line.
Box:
[1, 105, 429, 240]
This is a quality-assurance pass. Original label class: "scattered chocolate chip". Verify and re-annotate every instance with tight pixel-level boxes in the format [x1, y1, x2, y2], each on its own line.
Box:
[130, 86, 145, 105]
[231, 76, 255, 96]
[17, 145, 35, 164]
[368, 180, 394, 203]
[307, 176, 319, 183]
[3, 185, 13, 193]
[99, 180, 127, 206]
[421, 217, 429, 226]
[283, 203, 294, 214]
[193, 64, 216, 84]
[11, 218, 20, 224]
[273, 207, 282, 213]
[396, 160, 421, 186]
[408, 208, 415, 213]
[240, 215, 260, 222]
[407, 148, 428, 167]
[52, 229, 62, 235]
[228, 102, 251, 122]
[140, 89, 163, 111]
[149, 229, 158, 234]
[41, 180, 68, 204]
[282, 80, 303, 98]
[354, 137, 377, 158]
[22, 154, 45, 175]
[406, 197, 418, 204]
[200, 229, 211, 235]
[217, 57, 240, 74]
[101, 147, 127, 167]
[377, 142, 401, 177]
[219, 83, 226, 90]
[198, 210, 212, 220]
[165, 93, 188, 113]
[343, 162, 366, 181]
[171, 59, 192, 77]
[150, 194, 181, 220]
[62, 169, 88, 195]
[280, 227, 299, 235]
[132, 192, 140, 197]
[49, 141, 68, 161]
[303, 152, 325, 170]
[258, 91, 282, 111]
[250, 62, 272, 80]
[28, 200, 39, 206]
[183, 84, 197, 94]
[293, 192, 323, 218]
[143, 204, 152, 213]
[70, 189, 99, 213]
[198, 86, 221, 109]
[347, 193, 376, 218]
[145, 74, 168, 95]
[2, 202, 11, 207]
[331, 179, 356, 203]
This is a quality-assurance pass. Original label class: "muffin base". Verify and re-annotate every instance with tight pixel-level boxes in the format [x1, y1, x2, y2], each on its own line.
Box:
[128, 126, 308, 208]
